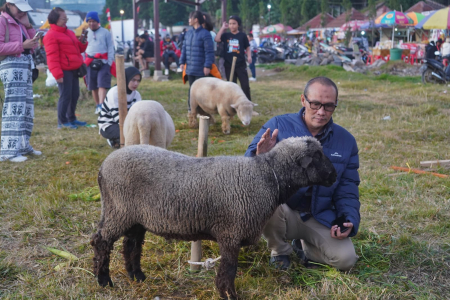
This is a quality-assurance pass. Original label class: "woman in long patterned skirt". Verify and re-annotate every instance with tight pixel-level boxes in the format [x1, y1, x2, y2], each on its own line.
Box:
[0, 1, 39, 162]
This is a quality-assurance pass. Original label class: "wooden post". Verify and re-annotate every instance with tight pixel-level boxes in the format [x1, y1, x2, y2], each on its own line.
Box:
[116, 54, 127, 148]
[229, 56, 237, 82]
[190, 116, 210, 272]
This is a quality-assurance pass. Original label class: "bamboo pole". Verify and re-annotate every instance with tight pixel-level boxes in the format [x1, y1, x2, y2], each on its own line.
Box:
[116, 54, 127, 148]
[390, 166, 449, 179]
[190, 116, 210, 272]
[229, 56, 237, 82]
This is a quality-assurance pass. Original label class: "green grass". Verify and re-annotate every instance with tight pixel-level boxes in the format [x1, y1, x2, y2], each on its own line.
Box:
[1, 65, 450, 299]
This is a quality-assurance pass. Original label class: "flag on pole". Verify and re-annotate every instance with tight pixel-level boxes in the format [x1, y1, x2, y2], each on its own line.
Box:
[106, 8, 111, 30]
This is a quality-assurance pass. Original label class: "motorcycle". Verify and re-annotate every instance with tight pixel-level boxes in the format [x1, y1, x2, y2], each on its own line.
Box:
[420, 51, 450, 84]
[257, 41, 289, 63]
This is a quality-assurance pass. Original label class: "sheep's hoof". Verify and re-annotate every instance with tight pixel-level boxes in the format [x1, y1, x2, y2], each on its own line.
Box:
[134, 271, 146, 283]
[98, 275, 113, 287]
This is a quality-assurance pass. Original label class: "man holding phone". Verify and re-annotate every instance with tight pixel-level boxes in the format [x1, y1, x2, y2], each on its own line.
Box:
[245, 77, 360, 271]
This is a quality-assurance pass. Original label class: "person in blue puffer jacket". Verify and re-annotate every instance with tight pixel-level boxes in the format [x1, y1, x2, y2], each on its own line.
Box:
[179, 10, 214, 112]
[245, 77, 360, 271]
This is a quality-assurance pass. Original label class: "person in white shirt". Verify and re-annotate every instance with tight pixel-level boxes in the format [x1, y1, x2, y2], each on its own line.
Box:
[98, 67, 142, 148]
[442, 37, 450, 57]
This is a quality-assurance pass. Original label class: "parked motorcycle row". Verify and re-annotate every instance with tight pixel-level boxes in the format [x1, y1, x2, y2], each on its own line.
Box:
[257, 41, 310, 64]
[421, 51, 450, 84]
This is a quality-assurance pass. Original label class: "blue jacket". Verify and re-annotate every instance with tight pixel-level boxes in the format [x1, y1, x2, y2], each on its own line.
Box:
[180, 26, 215, 76]
[245, 108, 360, 237]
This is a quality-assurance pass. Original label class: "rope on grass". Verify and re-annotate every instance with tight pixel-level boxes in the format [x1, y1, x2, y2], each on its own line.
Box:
[188, 256, 221, 270]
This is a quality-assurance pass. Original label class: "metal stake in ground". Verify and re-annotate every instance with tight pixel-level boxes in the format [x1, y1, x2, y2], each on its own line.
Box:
[190, 116, 210, 272]
[116, 54, 127, 148]
[229, 56, 237, 82]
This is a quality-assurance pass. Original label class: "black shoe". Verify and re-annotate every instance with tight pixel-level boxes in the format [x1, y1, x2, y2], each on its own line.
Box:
[107, 139, 120, 149]
[269, 255, 290, 270]
[292, 239, 315, 268]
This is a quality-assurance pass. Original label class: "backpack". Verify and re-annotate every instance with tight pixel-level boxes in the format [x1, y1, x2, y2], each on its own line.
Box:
[0, 16, 10, 61]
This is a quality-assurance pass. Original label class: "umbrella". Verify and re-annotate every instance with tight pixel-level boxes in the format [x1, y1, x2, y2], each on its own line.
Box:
[377, 10, 414, 47]
[339, 20, 366, 32]
[415, 10, 437, 29]
[419, 7, 450, 29]
[406, 12, 425, 26]
[261, 23, 293, 35]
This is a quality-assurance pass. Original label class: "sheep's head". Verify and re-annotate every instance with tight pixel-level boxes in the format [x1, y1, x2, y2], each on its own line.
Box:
[230, 101, 259, 126]
[275, 137, 337, 188]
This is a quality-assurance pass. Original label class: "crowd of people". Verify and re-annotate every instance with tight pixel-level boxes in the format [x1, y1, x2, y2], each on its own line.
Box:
[0, 4, 360, 275]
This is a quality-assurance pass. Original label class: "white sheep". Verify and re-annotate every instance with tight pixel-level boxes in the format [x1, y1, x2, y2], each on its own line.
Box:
[123, 100, 175, 148]
[188, 77, 258, 134]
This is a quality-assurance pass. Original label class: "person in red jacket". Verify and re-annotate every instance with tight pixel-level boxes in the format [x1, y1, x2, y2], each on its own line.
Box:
[43, 7, 88, 129]
[160, 34, 181, 75]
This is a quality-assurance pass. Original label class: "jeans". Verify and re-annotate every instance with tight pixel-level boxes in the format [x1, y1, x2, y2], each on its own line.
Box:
[249, 54, 257, 78]
[163, 51, 179, 69]
[57, 70, 79, 124]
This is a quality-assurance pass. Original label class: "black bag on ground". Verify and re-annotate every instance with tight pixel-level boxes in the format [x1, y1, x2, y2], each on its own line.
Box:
[90, 59, 104, 71]
[32, 68, 39, 83]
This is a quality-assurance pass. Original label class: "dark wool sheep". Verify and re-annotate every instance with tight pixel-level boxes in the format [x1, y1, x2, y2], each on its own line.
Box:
[91, 137, 337, 299]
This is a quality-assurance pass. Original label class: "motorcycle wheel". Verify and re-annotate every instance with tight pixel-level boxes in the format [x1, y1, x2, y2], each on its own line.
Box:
[421, 68, 444, 84]
[258, 56, 268, 64]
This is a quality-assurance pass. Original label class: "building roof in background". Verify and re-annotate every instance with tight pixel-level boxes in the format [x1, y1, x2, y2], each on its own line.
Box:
[406, 0, 446, 13]
[297, 13, 335, 31]
[326, 8, 367, 28]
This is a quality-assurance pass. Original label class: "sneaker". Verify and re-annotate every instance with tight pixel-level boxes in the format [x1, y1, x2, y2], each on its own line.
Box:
[71, 119, 87, 127]
[95, 104, 102, 115]
[269, 255, 290, 270]
[107, 139, 120, 149]
[292, 239, 314, 267]
[176, 67, 182, 73]
[249, 77, 257, 82]
[164, 69, 169, 76]
[58, 123, 78, 129]
[30, 150, 42, 155]
[10, 155, 27, 162]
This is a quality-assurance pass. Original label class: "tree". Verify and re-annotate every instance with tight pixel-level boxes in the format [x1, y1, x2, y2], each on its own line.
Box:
[320, 0, 328, 28]
[239, 0, 252, 32]
[301, 0, 318, 25]
[159, 2, 188, 34]
[368, 0, 376, 46]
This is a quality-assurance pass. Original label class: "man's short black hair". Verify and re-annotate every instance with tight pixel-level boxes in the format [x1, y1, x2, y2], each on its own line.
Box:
[248, 33, 253, 38]
[139, 34, 146, 39]
[304, 77, 338, 102]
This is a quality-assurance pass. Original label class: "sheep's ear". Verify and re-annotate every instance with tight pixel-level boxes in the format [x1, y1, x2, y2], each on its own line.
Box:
[252, 103, 258, 106]
[252, 111, 259, 116]
[230, 104, 237, 109]
[301, 156, 313, 168]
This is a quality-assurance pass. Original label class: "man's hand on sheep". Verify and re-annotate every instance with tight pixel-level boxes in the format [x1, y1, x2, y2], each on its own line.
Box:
[331, 222, 353, 240]
[203, 67, 210, 76]
[256, 128, 279, 155]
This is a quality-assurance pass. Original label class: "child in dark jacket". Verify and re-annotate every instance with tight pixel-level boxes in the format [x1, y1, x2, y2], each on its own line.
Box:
[179, 10, 215, 111]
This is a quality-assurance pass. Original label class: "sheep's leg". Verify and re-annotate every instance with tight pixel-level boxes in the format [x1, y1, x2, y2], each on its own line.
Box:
[91, 231, 118, 287]
[220, 115, 231, 135]
[188, 110, 198, 128]
[216, 242, 240, 300]
[122, 224, 147, 282]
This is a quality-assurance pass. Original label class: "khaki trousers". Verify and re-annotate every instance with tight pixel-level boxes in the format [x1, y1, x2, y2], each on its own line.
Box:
[262, 204, 358, 271]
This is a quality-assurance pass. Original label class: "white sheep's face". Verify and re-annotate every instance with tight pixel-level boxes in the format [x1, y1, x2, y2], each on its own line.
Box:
[231, 103, 259, 126]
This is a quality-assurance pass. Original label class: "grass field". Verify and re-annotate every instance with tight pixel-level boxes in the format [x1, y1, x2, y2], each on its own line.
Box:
[1, 64, 449, 299]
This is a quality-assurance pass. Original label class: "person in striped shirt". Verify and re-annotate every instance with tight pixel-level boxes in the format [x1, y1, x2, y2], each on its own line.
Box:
[98, 67, 142, 148]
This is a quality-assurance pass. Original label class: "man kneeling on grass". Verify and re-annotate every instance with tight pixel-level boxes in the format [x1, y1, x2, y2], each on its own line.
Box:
[97, 67, 142, 148]
[245, 76, 360, 271]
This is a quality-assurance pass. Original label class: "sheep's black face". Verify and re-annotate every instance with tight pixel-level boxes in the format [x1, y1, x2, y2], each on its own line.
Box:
[301, 150, 337, 187]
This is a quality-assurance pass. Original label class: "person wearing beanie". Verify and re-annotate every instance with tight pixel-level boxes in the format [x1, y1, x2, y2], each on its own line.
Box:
[85, 11, 115, 115]
[215, 15, 252, 100]
[97, 67, 142, 148]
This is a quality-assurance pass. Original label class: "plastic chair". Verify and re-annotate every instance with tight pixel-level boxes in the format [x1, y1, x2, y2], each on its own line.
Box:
[366, 54, 374, 65]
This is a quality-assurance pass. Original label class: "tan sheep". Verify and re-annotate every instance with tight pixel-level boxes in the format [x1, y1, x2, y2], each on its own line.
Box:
[123, 100, 175, 148]
[188, 77, 258, 134]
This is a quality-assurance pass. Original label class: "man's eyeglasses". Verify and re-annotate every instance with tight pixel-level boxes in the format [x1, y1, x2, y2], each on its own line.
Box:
[304, 95, 337, 112]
